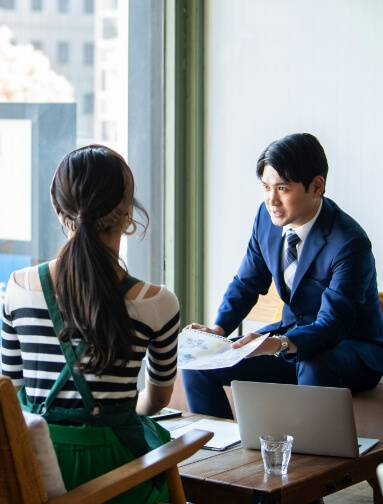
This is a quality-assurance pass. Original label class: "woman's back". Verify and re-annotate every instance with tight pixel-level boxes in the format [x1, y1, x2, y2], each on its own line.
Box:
[1, 144, 180, 503]
[2, 263, 179, 408]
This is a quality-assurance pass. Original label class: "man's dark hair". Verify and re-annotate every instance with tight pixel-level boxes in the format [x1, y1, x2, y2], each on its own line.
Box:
[256, 133, 329, 193]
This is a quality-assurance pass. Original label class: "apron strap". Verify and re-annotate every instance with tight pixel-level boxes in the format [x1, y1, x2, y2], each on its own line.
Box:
[21, 264, 166, 466]
[121, 276, 141, 293]
[38, 262, 98, 415]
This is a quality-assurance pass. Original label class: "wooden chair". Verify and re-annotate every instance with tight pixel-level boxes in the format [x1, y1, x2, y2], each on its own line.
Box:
[241, 284, 383, 331]
[0, 375, 213, 504]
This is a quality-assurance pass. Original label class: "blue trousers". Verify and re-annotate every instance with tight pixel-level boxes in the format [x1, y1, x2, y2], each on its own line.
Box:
[182, 340, 382, 419]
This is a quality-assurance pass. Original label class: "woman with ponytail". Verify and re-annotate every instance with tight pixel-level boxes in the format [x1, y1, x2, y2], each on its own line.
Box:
[1, 145, 180, 503]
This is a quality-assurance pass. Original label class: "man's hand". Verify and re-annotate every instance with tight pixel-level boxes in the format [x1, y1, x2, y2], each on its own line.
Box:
[231, 332, 286, 358]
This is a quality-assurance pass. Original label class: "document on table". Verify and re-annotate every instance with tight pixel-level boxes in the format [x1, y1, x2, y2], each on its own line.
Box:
[170, 418, 241, 451]
[177, 329, 268, 370]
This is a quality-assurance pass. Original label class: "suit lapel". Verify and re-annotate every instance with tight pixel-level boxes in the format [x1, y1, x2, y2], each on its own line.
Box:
[290, 198, 334, 297]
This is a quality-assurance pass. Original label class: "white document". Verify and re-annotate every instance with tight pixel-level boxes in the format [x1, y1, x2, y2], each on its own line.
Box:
[177, 329, 268, 370]
[170, 418, 241, 451]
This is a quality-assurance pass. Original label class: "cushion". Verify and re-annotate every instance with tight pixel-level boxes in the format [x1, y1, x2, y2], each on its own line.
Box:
[22, 411, 67, 498]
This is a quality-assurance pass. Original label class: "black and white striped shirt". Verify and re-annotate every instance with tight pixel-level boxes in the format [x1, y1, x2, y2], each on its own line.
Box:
[1, 271, 179, 408]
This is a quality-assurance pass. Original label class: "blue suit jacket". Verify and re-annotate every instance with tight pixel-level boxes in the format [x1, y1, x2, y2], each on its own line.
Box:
[215, 197, 383, 373]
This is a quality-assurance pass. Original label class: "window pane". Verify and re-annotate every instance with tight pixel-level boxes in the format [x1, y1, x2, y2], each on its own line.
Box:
[84, 0, 93, 14]
[83, 92, 94, 114]
[31, 0, 43, 11]
[0, 0, 14, 9]
[102, 0, 117, 9]
[56, 41, 69, 64]
[31, 40, 43, 51]
[102, 17, 117, 39]
[101, 120, 117, 142]
[83, 42, 94, 65]
[0, 1, 165, 308]
[58, 0, 68, 13]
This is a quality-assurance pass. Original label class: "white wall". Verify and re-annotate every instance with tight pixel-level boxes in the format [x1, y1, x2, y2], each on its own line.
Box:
[204, 0, 383, 326]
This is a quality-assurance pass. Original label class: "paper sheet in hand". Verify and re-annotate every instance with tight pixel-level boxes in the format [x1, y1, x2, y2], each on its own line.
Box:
[170, 419, 241, 450]
[177, 329, 268, 369]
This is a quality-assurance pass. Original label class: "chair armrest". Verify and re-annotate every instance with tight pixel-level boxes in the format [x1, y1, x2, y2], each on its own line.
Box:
[47, 429, 213, 504]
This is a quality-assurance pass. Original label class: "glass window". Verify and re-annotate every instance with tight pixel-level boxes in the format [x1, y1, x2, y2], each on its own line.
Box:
[57, 41, 69, 64]
[102, 18, 117, 39]
[101, 70, 117, 92]
[0, 0, 15, 8]
[101, 121, 117, 142]
[102, 0, 117, 9]
[0, 2, 165, 307]
[31, 0, 43, 11]
[83, 92, 94, 114]
[58, 0, 68, 13]
[83, 42, 94, 65]
[84, 0, 93, 14]
[32, 41, 43, 51]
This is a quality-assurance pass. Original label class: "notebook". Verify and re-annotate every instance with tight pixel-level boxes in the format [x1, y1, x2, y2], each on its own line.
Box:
[169, 418, 241, 451]
[231, 381, 379, 458]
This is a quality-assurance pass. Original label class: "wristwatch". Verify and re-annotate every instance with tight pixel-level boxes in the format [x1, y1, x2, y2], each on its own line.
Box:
[273, 335, 289, 357]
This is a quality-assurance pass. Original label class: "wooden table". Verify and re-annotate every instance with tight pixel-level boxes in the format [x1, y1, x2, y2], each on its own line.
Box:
[162, 414, 383, 504]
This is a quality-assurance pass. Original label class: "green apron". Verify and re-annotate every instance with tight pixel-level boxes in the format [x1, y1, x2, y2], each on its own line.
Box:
[18, 262, 170, 504]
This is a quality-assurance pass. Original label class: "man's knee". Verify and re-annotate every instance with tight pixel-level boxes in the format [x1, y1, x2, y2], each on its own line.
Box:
[296, 351, 341, 387]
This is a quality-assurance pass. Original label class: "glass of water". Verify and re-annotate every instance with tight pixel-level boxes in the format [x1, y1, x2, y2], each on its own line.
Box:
[259, 434, 294, 475]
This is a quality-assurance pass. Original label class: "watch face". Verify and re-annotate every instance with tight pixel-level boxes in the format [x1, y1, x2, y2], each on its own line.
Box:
[274, 336, 288, 357]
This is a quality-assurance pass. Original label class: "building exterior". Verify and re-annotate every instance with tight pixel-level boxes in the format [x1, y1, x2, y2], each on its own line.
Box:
[0, 0, 95, 143]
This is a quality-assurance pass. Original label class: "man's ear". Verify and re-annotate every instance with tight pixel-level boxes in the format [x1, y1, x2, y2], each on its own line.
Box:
[311, 176, 325, 197]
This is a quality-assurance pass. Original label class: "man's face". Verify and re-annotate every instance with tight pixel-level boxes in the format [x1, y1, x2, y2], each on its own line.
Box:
[261, 164, 324, 228]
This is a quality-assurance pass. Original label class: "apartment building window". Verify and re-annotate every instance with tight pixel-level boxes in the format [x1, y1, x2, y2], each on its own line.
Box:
[83, 42, 94, 65]
[83, 93, 94, 115]
[84, 0, 93, 14]
[32, 41, 43, 51]
[0, 0, 15, 8]
[101, 70, 117, 92]
[102, 0, 117, 9]
[57, 41, 69, 64]
[101, 121, 117, 142]
[58, 0, 69, 12]
[102, 18, 117, 39]
[31, 0, 43, 11]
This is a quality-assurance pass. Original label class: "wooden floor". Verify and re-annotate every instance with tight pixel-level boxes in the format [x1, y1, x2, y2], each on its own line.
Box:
[324, 481, 373, 503]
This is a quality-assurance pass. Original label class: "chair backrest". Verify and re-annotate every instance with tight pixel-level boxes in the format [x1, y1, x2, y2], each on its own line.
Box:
[245, 281, 283, 323]
[0, 375, 48, 504]
[0, 375, 213, 504]
[245, 287, 383, 325]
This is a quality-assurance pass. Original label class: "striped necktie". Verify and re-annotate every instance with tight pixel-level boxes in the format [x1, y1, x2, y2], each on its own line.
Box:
[284, 229, 301, 291]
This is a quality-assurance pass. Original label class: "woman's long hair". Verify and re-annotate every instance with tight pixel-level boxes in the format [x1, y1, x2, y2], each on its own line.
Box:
[51, 145, 148, 376]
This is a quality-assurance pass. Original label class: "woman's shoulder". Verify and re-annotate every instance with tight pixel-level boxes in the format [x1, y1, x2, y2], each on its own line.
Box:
[3, 266, 47, 315]
[125, 280, 178, 303]
[13, 265, 42, 291]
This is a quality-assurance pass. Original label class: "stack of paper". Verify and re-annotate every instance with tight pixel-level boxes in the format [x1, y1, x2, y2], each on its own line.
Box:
[170, 418, 241, 451]
[177, 329, 268, 370]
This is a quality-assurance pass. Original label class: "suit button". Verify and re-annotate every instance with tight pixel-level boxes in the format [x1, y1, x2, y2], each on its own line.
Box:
[296, 313, 304, 319]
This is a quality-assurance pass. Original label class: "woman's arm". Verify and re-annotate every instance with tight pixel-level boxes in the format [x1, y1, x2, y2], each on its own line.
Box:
[136, 378, 174, 417]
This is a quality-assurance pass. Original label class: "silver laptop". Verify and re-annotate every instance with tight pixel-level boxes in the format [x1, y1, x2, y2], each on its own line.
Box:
[231, 381, 379, 457]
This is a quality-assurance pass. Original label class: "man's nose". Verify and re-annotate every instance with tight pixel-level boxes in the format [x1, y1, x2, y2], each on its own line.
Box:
[268, 189, 280, 206]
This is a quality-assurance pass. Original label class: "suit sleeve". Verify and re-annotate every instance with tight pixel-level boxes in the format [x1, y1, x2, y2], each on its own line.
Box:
[214, 205, 273, 336]
[287, 231, 382, 359]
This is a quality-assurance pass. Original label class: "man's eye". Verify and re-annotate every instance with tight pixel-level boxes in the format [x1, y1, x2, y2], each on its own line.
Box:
[278, 186, 286, 191]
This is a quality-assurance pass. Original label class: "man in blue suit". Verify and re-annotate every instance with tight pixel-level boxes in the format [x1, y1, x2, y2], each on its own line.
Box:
[182, 133, 383, 419]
